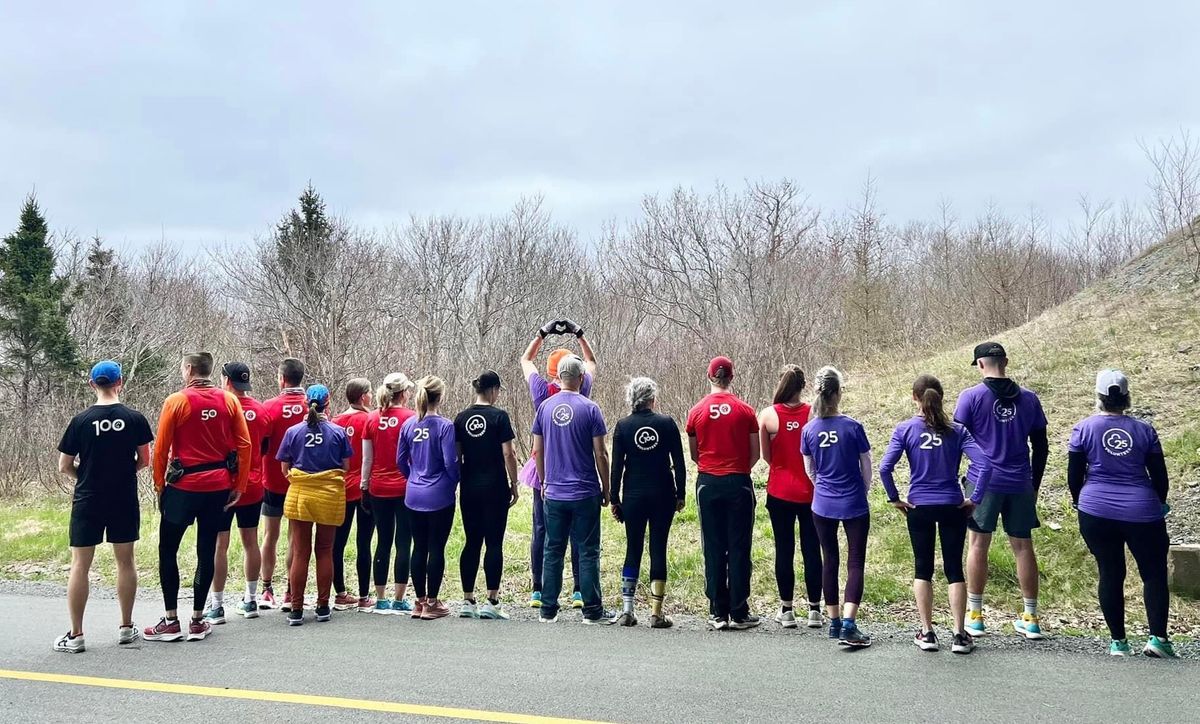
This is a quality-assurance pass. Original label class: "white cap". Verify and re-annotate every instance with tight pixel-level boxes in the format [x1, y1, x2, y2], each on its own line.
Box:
[1095, 369, 1129, 396]
[556, 354, 585, 380]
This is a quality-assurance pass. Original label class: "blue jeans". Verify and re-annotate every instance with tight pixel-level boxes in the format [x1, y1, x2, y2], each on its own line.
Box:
[541, 494, 602, 618]
[532, 489, 581, 593]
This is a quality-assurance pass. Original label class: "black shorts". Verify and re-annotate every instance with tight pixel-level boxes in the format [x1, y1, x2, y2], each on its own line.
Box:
[70, 499, 139, 547]
[261, 490, 286, 518]
[220, 501, 262, 531]
[160, 486, 228, 528]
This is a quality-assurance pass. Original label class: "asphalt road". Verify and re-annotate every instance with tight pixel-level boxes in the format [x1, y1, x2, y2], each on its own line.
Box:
[1, 592, 1196, 723]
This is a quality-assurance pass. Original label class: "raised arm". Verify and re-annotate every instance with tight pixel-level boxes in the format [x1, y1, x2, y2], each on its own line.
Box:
[578, 334, 598, 378]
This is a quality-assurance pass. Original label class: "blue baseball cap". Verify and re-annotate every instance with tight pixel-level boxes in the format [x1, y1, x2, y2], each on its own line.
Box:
[90, 360, 122, 386]
[306, 384, 331, 408]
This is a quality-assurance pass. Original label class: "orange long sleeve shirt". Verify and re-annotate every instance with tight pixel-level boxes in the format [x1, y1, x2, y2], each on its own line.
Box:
[153, 383, 252, 494]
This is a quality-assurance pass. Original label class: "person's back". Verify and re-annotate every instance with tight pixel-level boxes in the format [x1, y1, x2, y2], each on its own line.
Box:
[1071, 414, 1161, 521]
[801, 414, 870, 519]
[455, 403, 515, 492]
[62, 403, 153, 509]
[238, 395, 269, 505]
[767, 402, 813, 503]
[884, 417, 973, 506]
[613, 409, 683, 499]
[262, 388, 307, 493]
[332, 408, 370, 495]
[685, 391, 758, 475]
[364, 406, 414, 497]
[280, 419, 351, 474]
[161, 385, 242, 492]
[398, 415, 459, 511]
[534, 390, 605, 499]
[954, 380, 1046, 494]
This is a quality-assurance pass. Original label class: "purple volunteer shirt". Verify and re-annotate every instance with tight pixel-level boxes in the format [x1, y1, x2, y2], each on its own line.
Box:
[531, 390, 607, 502]
[878, 417, 989, 506]
[521, 371, 594, 490]
[396, 415, 459, 512]
[801, 415, 871, 519]
[953, 382, 1047, 498]
[1070, 414, 1163, 523]
[276, 419, 353, 474]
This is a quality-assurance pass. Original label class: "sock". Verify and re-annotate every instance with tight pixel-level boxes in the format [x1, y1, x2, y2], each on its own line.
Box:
[262, 579, 272, 591]
[809, 602, 821, 612]
[842, 617, 855, 629]
[781, 600, 793, 612]
[465, 597, 476, 605]
[968, 592, 983, 614]
[488, 597, 499, 606]
[245, 580, 258, 603]
[213, 591, 224, 607]
[649, 580, 666, 618]
[620, 567, 637, 615]
[1023, 598, 1038, 617]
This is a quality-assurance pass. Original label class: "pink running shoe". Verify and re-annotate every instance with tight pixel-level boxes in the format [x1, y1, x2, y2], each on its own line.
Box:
[422, 600, 451, 620]
[187, 618, 212, 641]
[143, 617, 184, 642]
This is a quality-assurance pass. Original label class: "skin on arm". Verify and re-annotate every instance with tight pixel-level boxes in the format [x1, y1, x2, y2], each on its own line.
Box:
[748, 433, 761, 467]
[757, 407, 778, 465]
[361, 440, 374, 488]
[520, 335, 544, 380]
[803, 454, 816, 483]
[688, 434, 699, 464]
[58, 453, 77, 479]
[502, 440, 520, 506]
[136, 443, 151, 471]
[593, 435, 611, 506]
[578, 336, 598, 378]
[533, 434, 545, 487]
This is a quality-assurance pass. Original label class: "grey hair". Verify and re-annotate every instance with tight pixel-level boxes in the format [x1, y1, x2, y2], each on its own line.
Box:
[557, 354, 585, 380]
[626, 377, 658, 412]
[813, 366, 844, 418]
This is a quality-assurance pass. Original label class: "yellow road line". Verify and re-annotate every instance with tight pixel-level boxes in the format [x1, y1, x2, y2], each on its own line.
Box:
[0, 669, 614, 724]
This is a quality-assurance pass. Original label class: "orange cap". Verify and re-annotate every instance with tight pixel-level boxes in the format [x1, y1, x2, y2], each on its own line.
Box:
[547, 348, 572, 379]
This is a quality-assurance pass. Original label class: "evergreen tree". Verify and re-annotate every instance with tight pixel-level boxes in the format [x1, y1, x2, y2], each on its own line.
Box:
[0, 194, 78, 409]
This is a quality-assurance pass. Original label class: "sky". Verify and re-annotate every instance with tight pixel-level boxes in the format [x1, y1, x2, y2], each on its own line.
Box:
[2, 1, 1198, 250]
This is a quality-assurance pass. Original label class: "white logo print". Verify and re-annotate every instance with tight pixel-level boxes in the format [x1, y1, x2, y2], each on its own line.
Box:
[992, 399, 1017, 424]
[244, 409, 257, 422]
[466, 414, 487, 438]
[552, 403, 574, 427]
[634, 426, 659, 451]
[1102, 428, 1134, 457]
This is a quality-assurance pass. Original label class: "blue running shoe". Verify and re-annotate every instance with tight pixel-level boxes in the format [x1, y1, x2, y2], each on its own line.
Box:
[1013, 614, 1044, 640]
[392, 599, 414, 616]
[529, 592, 543, 608]
[828, 620, 842, 641]
[1143, 636, 1178, 659]
[1109, 639, 1132, 657]
[372, 599, 393, 615]
[965, 610, 988, 637]
[203, 605, 226, 625]
[571, 592, 584, 609]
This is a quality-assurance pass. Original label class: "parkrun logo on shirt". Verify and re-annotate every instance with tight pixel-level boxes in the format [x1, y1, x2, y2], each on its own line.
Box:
[552, 403, 574, 427]
[634, 426, 659, 451]
[1102, 428, 1134, 457]
[465, 414, 487, 438]
[992, 399, 1017, 424]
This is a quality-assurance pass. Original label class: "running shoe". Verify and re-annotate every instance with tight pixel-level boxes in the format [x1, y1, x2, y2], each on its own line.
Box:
[615, 612, 638, 627]
[411, 599, 426, 619]
[187, 618, 212, 641]
[357, 596, 376, 612]
[828, 620, 843, 641]
[203, 605, 226, 625]
[118, 624, 139, 645]
[393, 599, 415, 616]
[1109, 639, 1132, 657]
[422, 600, 451, 620]
[259, 587, 276, 610]
[529, 591, 543, 608]
[951, 631, 976, 655]
[237, 600, 260, 619]
[372, 599, 393, 615]
[280, 592, 292, 613]
[775, 608, 797, 629]
[729, 614, 762, 631]
[315, 605, 332, 623]
[914, 630, 939, 652]
[333, 593, 358, 611]
[539, 611, 559, 624]
[143, 617, 184, 642]
[650, 614, 674, 629]
[807, 609, 823, 629]
[708, 615, 729, 631]
[1013, 614, 1045, 640]
[571, 591, 584, 609]
[287, 609, 303, 627]
[1143, 636, 1178, 659]
[965, 610, 988, 637]
[839, 623, 872, 648]
[53, 632, 85, 653]
[459, 601, 479, 619]
[582, 609, 620, 625]
[479, 602, 510, 620]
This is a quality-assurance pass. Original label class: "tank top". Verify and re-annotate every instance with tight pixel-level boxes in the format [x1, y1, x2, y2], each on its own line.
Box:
[767, 402, 813, 503]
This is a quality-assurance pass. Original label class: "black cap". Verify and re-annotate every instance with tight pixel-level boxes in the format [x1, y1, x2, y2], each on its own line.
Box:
[971, 342, 1007, 366]
[222, 362, 253, 391]
[473, 370, 503, 391]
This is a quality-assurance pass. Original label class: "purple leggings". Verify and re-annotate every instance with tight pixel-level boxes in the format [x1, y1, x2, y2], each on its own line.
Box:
[812, 512, 870, 606]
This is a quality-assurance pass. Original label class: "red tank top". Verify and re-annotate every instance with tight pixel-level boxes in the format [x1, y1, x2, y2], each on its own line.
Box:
[173, 387, 237, 493]
[766, 402, 813, 503]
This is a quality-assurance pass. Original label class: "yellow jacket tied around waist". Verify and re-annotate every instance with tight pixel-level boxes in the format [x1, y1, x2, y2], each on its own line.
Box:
[284, 468, 346, 526]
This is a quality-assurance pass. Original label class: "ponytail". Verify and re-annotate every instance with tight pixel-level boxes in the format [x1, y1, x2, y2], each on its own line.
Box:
[414, 375, 446, 421]
[812, 366, 843, 418]
[772, 364, 807, 405]
[711, 367, 732, 389]
[913, 374, 950, 434]
[306, 401, 322, 429]
[378, 373, 415, 412]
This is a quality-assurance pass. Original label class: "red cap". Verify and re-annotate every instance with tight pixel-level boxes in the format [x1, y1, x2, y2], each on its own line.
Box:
[707, 356, 734, 380]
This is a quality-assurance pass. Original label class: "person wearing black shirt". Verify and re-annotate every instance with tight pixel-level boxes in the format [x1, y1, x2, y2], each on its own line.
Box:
[454, 370, 519, 620]
[54, 361, 154, 653]
[610, 377, 686, 628]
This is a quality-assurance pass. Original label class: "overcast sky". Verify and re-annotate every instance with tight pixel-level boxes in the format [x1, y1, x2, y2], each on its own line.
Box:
[2, 2, 1198, 249]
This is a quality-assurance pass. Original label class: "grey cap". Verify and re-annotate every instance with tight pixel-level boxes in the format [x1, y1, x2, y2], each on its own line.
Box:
[1095, 369, 1129, 396]
[556, 354, 585, 380]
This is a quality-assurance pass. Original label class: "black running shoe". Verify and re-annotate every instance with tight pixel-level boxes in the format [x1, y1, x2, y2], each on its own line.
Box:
[951, 631, 975, 654]
[287, 609, 303, 627]
[914, 630, 939, 652]
[729, 614, 762, 630]
[839, 623, 871, 647]
[708, 615, 729, 631]
[315, 605, 332, 622]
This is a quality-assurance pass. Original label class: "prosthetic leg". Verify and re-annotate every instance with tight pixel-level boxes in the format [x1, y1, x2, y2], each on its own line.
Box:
[618, 567, 638, 626]
[649, 579, 673, 629]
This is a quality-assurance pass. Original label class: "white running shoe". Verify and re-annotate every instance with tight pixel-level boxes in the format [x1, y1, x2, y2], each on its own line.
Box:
[459, 601, 478, 619]
[53, 632, 85, 653]
[775, 609, 797, 628]
[806, 609, 823, 628]
[118, 625, 139, 645]
[478, 602, 510, 620]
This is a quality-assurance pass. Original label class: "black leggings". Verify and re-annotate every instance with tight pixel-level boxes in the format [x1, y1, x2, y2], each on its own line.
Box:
[812, 512, 870, 607]
[459, 487, 509, 594]
[410, 504, 455, 600]
[622, 494, 675, 581]
[766, 495, 822, 604]
[906, 504, 968, 583]
[334, 499, 374, 597]
[371, 495, 412, 588]
[1078, 510, 1170, 639]
[158, 507, 222, 614]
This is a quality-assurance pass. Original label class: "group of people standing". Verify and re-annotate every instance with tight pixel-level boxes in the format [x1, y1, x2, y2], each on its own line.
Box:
[52, 325, 1179, 660]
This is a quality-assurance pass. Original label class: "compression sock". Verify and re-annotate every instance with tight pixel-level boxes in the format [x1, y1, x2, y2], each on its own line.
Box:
[649, 580, 667, 617]
[621, 567, 637, 615]
[1023, 598, 1038, 617]
[968, 592, 983, 615]
[245, 580, 258, 602]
